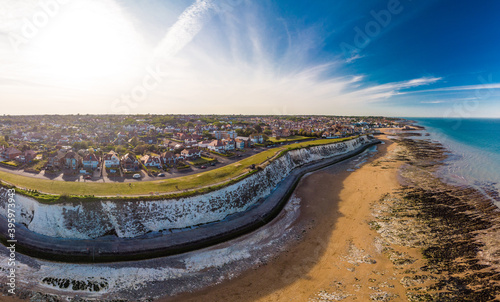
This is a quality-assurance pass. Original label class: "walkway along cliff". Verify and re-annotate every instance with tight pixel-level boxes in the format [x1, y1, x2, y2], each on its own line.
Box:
[0, 135, 380, 262]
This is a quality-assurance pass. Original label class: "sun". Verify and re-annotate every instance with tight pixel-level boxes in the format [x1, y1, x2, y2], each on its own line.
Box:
[28, 0, 145, 85]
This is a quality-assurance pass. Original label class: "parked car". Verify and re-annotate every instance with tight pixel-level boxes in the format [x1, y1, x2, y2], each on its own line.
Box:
[84, 175, 91, 180]
[133, 173, 141, 179]
[210, 162, 216, 166]
[200, 165, 207, 169]
[158, 173, 165, 177]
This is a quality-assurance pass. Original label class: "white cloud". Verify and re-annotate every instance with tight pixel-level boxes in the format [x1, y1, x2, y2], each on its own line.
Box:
[420, 100, 445, 104]
[154, 0, 216, 61]
[406, 83, 500, 94]
[345, 53, 364, 63]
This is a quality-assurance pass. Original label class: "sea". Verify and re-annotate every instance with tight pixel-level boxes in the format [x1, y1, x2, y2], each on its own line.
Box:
[411, 118, 500, 208]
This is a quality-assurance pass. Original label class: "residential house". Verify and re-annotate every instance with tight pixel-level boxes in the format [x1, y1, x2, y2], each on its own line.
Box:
[3, 147, 22, 160]
[82, 153, 100, 170]
[235, 139, 246, 150]
[272, 129, 290, 138]
[162, 139, 177, 151]
[213, 130, 237, 140]
[140, 136, 156, 144]
[208, 140, 225, 153]
[175, 154, 185, 162]
[64, 151, 82, 170]
[160, 151, 176, 165]
[184, 135, 198, 146]
[181, 148, 202, 159]
[24, 150, 37, 162]
[223, 139, 236, 151]
[235, 136, 252, 149]
[47, 150, 66, 169]
[17, 150, 37, 163]
[250, 134, 264, 144]
[141, 154, 162, 168]
[104, 151, 120, 168]
[197, 140, 212, 149]
[121, 153, 140, 171]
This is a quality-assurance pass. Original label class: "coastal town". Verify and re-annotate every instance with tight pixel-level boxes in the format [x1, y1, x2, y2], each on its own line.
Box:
[0, 115, 399, 182]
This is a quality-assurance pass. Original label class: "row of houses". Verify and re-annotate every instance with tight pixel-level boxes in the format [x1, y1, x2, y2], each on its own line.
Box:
[140, 149, 203, 169]
[0, 146, 37, 163]
[104, 149, 203, 171]
[47, 150, 101, 171]
[170, 136, 263, 154]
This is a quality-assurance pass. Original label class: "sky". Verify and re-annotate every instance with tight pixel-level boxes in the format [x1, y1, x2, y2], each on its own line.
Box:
[0, 0, 499, 117]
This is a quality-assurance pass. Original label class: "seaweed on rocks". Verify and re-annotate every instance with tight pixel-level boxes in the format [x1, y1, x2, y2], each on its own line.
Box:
[379, 136, 500, 301]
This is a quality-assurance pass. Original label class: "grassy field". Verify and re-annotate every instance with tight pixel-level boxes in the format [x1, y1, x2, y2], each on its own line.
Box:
[0, 137, 355, 198]
[268, 135, 310, 143]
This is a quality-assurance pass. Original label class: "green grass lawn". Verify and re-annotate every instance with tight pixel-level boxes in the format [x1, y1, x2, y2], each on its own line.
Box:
[147, 166, 162, 173]
[0, 137, 356, 198]
[268, 135, 310, 143]
[188, 156, 216, 166]
[25, 159, 47, 172]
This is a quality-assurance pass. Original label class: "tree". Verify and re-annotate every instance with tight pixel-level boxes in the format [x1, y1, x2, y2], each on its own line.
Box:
[129, 137, 139, 147]
[134, 144, 148, 155]
[147, 144, 157, 153]
[0, 136, 8, 147]
[254, 125, 262, 133]
[115, 146, 127, 155]
[103, 145, 115, 153]
[72, 141, 88, 151]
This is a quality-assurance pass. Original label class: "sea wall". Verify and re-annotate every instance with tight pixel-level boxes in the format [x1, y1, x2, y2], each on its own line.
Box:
[0, 136, 372, 239]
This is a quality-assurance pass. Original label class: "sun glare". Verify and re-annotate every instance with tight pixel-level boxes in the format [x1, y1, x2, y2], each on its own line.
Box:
[28, 0, 145, 85]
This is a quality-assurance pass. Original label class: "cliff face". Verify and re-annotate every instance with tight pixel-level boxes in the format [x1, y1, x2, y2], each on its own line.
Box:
[0, 136, 372, 239]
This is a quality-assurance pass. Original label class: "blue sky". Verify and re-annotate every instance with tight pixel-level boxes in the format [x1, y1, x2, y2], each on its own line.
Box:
[0, 0, 499, 117]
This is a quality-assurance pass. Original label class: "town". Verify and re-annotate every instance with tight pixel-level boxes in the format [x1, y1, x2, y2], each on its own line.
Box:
[0, 115, 399, 182]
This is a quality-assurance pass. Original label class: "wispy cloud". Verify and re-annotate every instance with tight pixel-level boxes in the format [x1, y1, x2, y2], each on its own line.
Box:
[404, 83, 500, 94]
[345, 53, 364, 63]
[337, 77, 442, 102]
[420, 100, 446, 104]
[154, 0, 216, 61]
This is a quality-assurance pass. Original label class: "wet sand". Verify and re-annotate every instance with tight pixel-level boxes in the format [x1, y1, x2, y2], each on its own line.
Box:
[167, 137, 408, 302]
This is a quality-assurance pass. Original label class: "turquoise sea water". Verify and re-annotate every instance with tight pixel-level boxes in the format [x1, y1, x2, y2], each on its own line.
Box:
[412, 118, 500, 207]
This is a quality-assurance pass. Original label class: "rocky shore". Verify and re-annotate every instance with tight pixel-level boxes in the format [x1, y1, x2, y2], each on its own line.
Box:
[373, 136, 500, 301]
